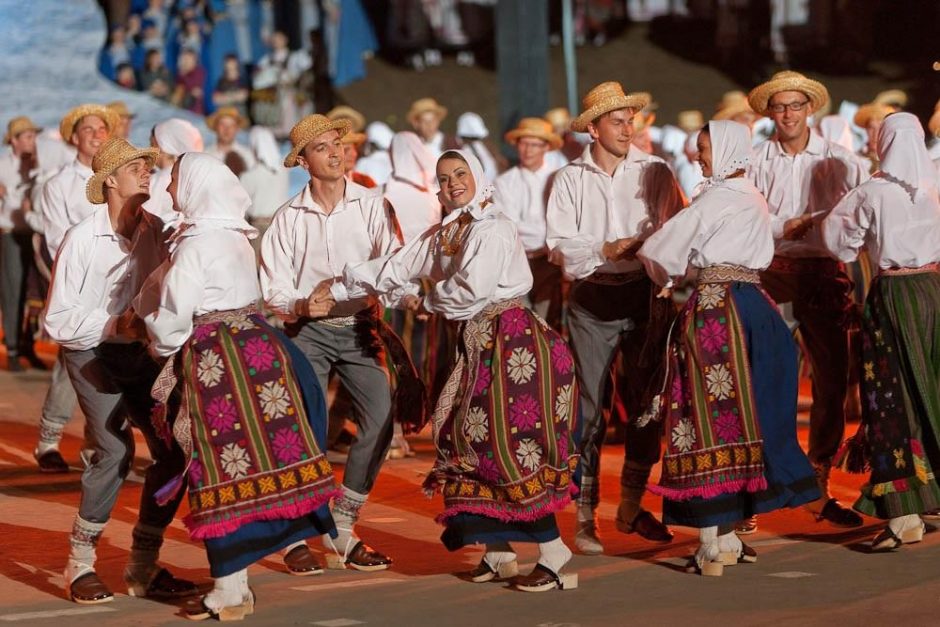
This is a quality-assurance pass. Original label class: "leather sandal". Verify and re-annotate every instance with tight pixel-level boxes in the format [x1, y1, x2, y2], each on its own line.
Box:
[512, 564, 578, 592]
[283, 545, 325, 576]
[68, 571, 114, 605]
[464, 558, 519, 583]
[813, 498, 863, 528]
[127, 567, 198, 599]
[871, 523, 925, 552]
[615, 508, 674, 543]
[184, 589, 255, 622]
[325, 540, 392, 572]
[36, 449, 69, 473]
[734, 516, 758, 535]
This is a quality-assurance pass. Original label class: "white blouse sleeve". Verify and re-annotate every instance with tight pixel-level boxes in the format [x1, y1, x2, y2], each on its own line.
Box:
[638, 205, 704, 287]
[144, 241, 206, 357]
[260, 208, 305, 318]
[822, 187, 870, 264]
[546, 170, 605, 280]
[44, 234, 117, 351]
[332, 228, 434, 307]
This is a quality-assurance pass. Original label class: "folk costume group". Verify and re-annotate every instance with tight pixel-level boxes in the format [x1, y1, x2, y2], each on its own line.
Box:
[23, 68, 940, 619]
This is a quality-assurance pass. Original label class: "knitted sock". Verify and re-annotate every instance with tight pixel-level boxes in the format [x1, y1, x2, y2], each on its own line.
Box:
[576, 475, 598, 518]
[483, 541, 516, 570]
[36, 425, 64, 454]
[537, 538, 572, 574]
[204, 570, 245, 611]
[66, 516, 106, 583]
[124, 522, 165, 585]
[323, 486, 367, 554]
[695, 526, 719, 567]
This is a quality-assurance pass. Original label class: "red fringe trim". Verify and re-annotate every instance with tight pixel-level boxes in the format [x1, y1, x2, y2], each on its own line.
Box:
[433, 484, 577, 526]
[647, 476, 768, 502]
[184, 487, 341, 540]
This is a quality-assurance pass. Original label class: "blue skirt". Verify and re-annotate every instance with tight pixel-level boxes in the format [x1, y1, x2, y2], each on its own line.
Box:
[204, 323, 337, 577]
[663, 283, 820, 527]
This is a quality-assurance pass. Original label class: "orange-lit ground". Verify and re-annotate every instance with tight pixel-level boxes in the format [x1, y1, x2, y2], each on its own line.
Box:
[1, 342, 938, 626]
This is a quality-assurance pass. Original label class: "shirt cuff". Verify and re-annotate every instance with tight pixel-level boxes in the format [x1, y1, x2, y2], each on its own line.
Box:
[771, 217, 786, 240]
[329, 282, 349, 303]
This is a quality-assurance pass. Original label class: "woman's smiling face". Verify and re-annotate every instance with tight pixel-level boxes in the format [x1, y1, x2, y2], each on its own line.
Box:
[436, 155, 476, 212]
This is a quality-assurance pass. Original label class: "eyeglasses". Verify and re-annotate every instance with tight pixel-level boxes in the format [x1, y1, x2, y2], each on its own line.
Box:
[768, 100, 810, 114]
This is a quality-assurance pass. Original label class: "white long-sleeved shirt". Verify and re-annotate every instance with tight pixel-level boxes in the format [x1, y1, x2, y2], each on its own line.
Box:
[331, 205, 533, 321]
[44, 207, 165, 351]
[142, 229, 262, 357]
[356, 150, 392, 186]
[261, 179, 403, 319]
[822, 178, 940, 270]
[205, 142, 257, 171]
[546, 144, 676, 280]
[384, 178, 441, 245]
[493, 163, 555, 253]
[40, 159, 103, 257]
[638, 179, 775, 287]
[0, 150, 29, 230]
[748, 132, 868, 258]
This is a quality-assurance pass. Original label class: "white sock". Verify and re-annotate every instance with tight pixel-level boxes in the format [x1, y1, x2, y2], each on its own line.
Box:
[204, 570, 246, 611]
[66, 516, 106, 583]
[889, 514, 921, 535]
[695, 526, 720, 567]
[483, 542, 516, 570]
[537, 538, 572, 574]
[717, 529, 742, 557]
[323, 486, 367, 555]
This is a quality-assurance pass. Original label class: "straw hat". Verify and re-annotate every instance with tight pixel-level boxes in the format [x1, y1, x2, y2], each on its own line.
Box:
[747, 71, 829, 116]
[853, 103, 896, 128]
[108, 100, 136, 119]
[4, 116, 42, 144]
[504, 117, 563, 150]
[205, 106, 248, 131]
[59, 104, 119, 143]
[86, 137, 158, 204]
[570, 82, 650, 132]
[283, 114, 351, 168]
[677, 110, 704, 133]
[873, 89, 908, 109]
[342, 131, 367, 147]
[327, 106, 366, 133]
[406, 98, 448, 127]
[544, 107, 571, 132]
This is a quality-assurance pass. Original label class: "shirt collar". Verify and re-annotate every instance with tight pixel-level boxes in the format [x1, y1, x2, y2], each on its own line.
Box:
[291, 178, 366, 214]
[578, 143, 644, 175]
[769, 130, 825, 158]
[92, 206, 118, 239]
[74, 158, 94, 180]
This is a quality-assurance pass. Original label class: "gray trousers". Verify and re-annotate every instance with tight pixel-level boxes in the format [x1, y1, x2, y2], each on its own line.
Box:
[37, 351, 80, 448]
[567, 277, 663, 509]
[0, 231, 28, 353]
[288, 319, 394, 494]
[63, 343, 184, 525]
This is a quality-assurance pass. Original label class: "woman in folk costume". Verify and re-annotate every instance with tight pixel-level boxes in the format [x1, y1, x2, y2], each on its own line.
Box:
[142, 153, 340, 620]
[823, 112, 940, 551]
[321, 149, 580, 592]
[638, 121, 820, 576]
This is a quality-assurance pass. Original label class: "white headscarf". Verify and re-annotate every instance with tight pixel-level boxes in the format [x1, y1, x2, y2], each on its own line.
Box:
[366, 121, 394, 151]
[694, 120, 751, 197]
[248, 126, 282, 172]
[457, 112, 488, 139]
[818, 115, 854, 152]
[438, 148, 495, 223]
[174, 152, 257, 239]
[154, 118, 204, 156]
[390, 131, 437, 189]
[877, 112, 938, 203]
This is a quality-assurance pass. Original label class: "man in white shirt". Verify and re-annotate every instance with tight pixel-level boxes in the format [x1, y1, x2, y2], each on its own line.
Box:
[547, 81, 685, 555]
[204, 106, 255, 173]
[407, 97, 456, 158]
[45, 137, 195, 605]
[494, 117, 565, 329]
[0, 117, 42, 372]
[261, 114, 404, 572]
[33, 104, 119, 473]
[747, 71, 868, 529]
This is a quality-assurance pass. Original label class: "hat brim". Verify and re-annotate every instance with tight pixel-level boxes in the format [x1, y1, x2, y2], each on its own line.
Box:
[853, 104, 893, 129]
[504, 128, 563, 150]
[341, 131, 367, 146]
[712, 103, 755, 122]
[570, 94, 651, 132]
[60, 105, 120, 143]
[86, 148, 159, 205]
[747, 76, 829, 117]
[4, 125, 43, 144]
[407, 105, 448, 127]
[284, 119, 351, 168]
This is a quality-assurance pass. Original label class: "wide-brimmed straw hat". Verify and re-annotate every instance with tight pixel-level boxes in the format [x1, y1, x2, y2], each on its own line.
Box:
[59, 104, 119, 143]
[108, 100, 136, 119]
[873, 89, 908, 109]
[747, 71, 829, 116]
[406, 98, 447, 127]
[4, 116, 42, 144]
[853, 102, 896, 129]
[283, 114, 351, 168]
[327, 106, 366, 133]
[711, 91, 754, 121]
[205, 106, 249, 131]
[544, 107, 571, 132]
[570, 82, 650, 132]
[86, 137, 158, 204]
[504, 117, 563, 150]
[677, 110, 704, 133]
[342, 131, 367, 147]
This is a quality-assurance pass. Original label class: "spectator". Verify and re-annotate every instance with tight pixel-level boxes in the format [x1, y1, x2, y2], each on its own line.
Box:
[212, 54, 249, 119]
[296, 28, 336, 114]
[114, 63, 137, 90]
[143, 0, 168, 36]
[139, 19, 163, 52]
[106, 25, 132, 69]
[178, 18, 203, 56]
[140, 49, 173, 100]
[253, 31, 309, 138]
[172, 48, 207, 114]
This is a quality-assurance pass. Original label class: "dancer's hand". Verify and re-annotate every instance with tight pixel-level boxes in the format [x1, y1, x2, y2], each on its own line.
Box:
[402, 294, 429, 319]
[603, 237, 641, 261]
[656, 286, 673, 300]
[782, 215, 814, 240]
[116, 309, 146, 340]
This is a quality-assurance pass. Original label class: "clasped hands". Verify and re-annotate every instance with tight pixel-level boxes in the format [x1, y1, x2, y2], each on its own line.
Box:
[296, 280, 338, 319]
[602, 236, 642, 262]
